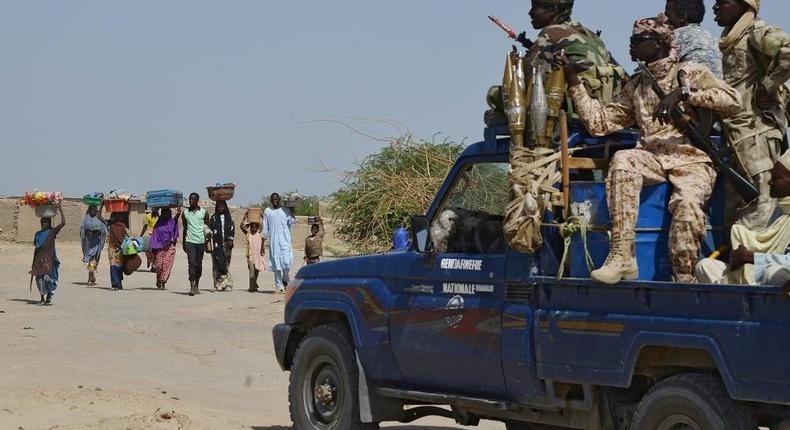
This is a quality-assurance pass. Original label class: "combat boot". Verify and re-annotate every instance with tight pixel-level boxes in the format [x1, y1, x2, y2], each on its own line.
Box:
[590, 233, 638, 284]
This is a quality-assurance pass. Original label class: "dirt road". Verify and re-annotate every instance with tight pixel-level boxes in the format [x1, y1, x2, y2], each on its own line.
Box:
[0, 241, 504, 430]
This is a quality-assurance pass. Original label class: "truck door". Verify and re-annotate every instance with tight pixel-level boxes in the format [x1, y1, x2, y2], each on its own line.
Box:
[389, 161, 509, 396]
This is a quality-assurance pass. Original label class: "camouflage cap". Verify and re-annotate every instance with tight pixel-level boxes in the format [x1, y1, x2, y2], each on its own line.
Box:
[633, 15, 674, 45]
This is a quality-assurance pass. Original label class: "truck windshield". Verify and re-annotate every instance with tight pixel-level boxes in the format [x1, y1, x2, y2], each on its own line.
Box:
[444, 162, 509, 216]
[432, 162, 509, 254]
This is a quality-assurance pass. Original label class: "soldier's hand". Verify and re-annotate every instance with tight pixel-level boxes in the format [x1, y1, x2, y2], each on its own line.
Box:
[653, 88, 683, 126]
[729, 245, 754, 270]
[516, 32, 533, 49]
[552, 51, 581, 87]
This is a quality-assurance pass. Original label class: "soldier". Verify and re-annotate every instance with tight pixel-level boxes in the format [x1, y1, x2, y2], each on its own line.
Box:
[486, 0, 625, 126]
[715, 0, 790, 229]
[523, 0, 625, 101]
[557, 16, 742, 283]
[665, 0, 723, 77]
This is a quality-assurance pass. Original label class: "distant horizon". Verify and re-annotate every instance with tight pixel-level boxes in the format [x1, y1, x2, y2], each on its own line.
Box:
[2, 1, 788, 203]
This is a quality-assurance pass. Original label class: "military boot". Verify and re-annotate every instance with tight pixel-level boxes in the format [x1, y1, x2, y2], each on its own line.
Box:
[189, 281, 198, 296]
[590, 233, 638, 284]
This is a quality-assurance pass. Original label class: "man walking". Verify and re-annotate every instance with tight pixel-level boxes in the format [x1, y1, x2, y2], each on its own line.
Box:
[263, 193, 295, 293]
[182, 192, 209, 296]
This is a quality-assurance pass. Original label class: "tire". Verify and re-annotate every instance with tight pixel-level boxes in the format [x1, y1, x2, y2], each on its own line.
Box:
[289, 323, 379, 430]
[630, 373, 755, 430]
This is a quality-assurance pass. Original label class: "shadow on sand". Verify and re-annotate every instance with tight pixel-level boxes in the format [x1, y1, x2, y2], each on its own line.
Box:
[8, 298, 41, 305]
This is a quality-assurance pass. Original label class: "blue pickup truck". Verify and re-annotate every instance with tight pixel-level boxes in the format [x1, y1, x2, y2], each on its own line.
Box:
[273, 126, 790, 430]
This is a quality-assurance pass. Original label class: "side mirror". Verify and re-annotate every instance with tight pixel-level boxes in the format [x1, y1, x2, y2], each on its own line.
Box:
[410, 215, 432, 254]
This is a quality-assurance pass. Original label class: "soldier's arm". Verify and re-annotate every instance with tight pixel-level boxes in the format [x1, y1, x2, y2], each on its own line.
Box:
[752, 25, 790, 97]
[567, 79, 636, 136]
[683, 66, 742, 118]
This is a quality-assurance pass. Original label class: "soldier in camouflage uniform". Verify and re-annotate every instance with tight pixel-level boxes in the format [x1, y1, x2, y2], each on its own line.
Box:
[522, 0, 626, 102]
[558, 16, 742, 284]
[715, 0, 790, 229]
[486, 0, 625, 125]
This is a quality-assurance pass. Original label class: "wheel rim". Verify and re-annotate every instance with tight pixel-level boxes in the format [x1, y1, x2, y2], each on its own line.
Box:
[302, 354, 344, 429]
[655, 414, 703, 430]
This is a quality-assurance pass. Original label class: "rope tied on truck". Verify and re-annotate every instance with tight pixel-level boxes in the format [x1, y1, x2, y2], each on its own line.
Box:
[503, 145, 561, 253]
[557, 216, 595, 280]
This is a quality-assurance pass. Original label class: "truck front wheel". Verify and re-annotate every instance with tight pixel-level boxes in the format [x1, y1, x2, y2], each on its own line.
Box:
[289, 323, 379, 430]
[630, 373, 755, 430]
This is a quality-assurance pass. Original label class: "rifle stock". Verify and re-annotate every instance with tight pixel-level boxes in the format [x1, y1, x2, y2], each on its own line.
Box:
[636, 62, 760, 204]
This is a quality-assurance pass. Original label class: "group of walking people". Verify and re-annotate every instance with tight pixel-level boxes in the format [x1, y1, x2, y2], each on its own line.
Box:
[30, 191, 324, 305]
[514, 0, 790, 287]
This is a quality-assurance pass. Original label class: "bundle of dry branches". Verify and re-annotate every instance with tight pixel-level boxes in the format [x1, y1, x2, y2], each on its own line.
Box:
[331, 134, 464, 254]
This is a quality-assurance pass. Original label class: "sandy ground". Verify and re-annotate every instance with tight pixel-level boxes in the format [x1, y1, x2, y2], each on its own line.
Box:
[0, 241, 505, 430]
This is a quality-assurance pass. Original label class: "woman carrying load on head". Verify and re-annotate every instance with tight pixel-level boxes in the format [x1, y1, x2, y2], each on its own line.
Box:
[210, 200, 235, 291]
[107, 212, 131, 290]
[30, 207, 66, 306]
[151, 206, 181, 289]
[80, 203, 107, 286]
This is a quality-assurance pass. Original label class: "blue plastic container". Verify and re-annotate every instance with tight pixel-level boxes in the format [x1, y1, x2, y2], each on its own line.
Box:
[565, 181, 726, 281]
[146, 190, 183, 208]
[568, 182, 672, 228]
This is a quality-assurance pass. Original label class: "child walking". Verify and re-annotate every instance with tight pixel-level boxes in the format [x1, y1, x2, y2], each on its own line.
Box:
[241, 214, 266, 292]
[30, 207, 65, 305]
[304, 216, 324, 265]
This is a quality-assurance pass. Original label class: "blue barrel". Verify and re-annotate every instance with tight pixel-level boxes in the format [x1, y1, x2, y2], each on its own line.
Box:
[566, 181, 726, 281]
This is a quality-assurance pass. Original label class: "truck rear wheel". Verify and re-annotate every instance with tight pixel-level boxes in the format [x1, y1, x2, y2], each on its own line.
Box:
[630, 373, 755, 430]
[288, 323, 379, 430]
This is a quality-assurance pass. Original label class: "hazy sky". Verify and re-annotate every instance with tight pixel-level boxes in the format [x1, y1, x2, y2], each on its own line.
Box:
[2, 1, 789, 204]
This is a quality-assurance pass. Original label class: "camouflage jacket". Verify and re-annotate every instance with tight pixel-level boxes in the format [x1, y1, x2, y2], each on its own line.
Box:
[721, 19, 790, 147]
[526, 20, 625, 101]
[568, 56, 742, 171]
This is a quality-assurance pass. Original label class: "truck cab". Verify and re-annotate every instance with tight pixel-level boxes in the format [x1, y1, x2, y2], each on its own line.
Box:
[273, 126, 790, 430]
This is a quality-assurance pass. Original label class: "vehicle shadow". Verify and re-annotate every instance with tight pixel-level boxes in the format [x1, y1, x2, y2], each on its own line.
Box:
[251, 427, 473, 430]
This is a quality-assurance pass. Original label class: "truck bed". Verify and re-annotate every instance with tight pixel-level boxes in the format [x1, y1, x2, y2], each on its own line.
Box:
[530, 276, 790, 405]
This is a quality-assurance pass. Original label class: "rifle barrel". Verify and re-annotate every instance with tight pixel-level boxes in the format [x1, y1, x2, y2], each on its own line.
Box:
[636, 63, 760, 204]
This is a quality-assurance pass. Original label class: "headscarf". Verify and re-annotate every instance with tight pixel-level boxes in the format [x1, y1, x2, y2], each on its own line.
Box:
[81, 207, 106, 233]
[720, 0, 760, 51]
[633, 15, 675, 46]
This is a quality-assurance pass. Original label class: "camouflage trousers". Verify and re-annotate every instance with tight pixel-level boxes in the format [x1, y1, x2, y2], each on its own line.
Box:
[606, 149, 716, 280]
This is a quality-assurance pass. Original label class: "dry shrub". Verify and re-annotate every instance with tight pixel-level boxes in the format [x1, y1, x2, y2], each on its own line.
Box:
[331, 134, 464, 254]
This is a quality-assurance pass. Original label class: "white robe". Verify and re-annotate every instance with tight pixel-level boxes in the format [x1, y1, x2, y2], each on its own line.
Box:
[263, 207, 295, 271]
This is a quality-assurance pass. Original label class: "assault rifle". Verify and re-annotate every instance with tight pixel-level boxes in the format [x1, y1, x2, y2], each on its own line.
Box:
[637, 62, 760, 204]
